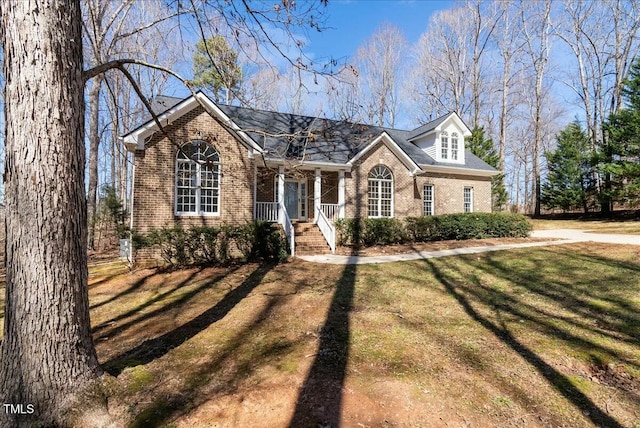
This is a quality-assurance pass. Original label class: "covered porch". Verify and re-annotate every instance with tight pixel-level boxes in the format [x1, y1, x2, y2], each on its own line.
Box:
[252, 165, 347, 255]
[253, 166, 346, 223]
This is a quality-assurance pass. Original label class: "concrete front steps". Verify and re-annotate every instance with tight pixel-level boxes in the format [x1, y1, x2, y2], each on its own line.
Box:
[293, 222, 332, 256]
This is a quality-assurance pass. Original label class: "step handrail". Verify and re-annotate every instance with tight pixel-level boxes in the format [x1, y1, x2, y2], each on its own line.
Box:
[315, 207, 336, 253]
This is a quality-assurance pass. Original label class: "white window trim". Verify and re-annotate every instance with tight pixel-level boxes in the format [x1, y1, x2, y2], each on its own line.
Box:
[464, 187, 473, 213]
[440, 131, 449, 161]
[174, 142, 221, 217]
[451, 132, 459, 161]
[368, 165, 394, 218]
[423, 184, 434, 216]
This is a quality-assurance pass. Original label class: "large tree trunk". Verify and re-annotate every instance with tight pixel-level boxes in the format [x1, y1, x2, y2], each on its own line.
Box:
[0, 1, 105, 426]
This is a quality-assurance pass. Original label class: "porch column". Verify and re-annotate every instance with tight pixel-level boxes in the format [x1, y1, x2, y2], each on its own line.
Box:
[338, 170, 346, 219]
[314, 168, 321, 223]
[278, 165, 285, 223]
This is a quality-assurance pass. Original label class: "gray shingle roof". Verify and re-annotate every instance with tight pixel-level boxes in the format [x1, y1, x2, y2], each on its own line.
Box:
[406, 115, 450, 140]
[142, 94, 497, 173]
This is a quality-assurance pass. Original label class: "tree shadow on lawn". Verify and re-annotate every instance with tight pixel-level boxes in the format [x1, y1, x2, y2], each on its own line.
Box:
[288, 263, 356, 427]
[92, 266, 226, 341]
[422, 249, 635, 428]
[90, 268, 159, 310]
[102, 264, 271, 376]
[123, 261, 330, 427]
[476, 248, 640, 356]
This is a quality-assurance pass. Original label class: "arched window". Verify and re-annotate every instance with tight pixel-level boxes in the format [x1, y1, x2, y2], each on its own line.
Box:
[451, 132, 459, 161]
[175, 140, 220, 215]
[441, 131, 449, 160]
[368, 165, 393, 218]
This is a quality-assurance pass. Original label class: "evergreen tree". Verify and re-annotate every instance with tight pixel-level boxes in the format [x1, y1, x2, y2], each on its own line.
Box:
[602, 57, 640, 207]
[191, 35, 242, 104]
[466, 127, 507, 211]
[541, 121, 595, 212]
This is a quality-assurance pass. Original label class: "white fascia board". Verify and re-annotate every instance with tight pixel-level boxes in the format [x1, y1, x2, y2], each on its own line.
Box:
[121, 92, 264, 154]
[121, 136, 138, 153]
[262, 158, 352, 172]
[347, 132, 423, 175]
[123, 96, 199, 151]
[419, 164, 499, 177]
[408, 112, 472, 142]
[449, 112, 472, 137]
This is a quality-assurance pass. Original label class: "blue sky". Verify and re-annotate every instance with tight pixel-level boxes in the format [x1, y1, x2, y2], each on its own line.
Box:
[307, 0, 453, 62]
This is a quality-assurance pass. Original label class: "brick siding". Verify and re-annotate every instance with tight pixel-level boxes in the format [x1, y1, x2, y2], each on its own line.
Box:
[345, 141, 491, 218]
[132, 109, 492, 262]
[132, 106, 255, 261]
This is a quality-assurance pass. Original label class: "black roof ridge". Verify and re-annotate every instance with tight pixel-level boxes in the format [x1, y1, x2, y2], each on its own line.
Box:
[154, 93, 456, 135]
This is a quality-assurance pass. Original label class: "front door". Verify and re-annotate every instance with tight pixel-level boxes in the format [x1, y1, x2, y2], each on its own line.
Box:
[284, 180, 307, 220]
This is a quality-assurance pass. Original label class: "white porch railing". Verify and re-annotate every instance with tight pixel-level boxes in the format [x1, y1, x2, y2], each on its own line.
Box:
[320, 203, 339, 221]
[278, 201, 295, 256]
[316, 207, 336, 254]
[255, 202, 278, 222]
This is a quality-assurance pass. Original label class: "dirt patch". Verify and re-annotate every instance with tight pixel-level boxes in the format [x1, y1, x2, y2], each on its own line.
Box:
[586, 361, 639, 393]
[335, 237, 553, 256]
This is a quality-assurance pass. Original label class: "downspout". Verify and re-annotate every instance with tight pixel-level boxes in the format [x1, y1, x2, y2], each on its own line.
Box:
[128, 150, 136, 265]
[252, 159, 257, 220]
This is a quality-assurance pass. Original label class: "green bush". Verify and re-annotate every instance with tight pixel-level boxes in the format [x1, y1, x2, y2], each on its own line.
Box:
[335, 218, 408, 247]
[145, 226, 192, 267]
[140, 221, 289, 267]
[406, 212, 532, 242]
[338, 213, 531, 249]
[404, 216, 437, 242]
[236, 221, 289, 263]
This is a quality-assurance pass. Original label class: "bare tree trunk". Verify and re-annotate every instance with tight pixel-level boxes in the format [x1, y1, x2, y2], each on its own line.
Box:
[87, 73, 104, 250]
[521, 0, 551, 217]
[0, 1, 106, 426]
[111, 132, 117, 189]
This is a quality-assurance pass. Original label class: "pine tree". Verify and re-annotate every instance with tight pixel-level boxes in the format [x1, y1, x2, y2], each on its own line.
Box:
[466, 127, 507, 210]
[602, 58, 640, 207]
[541, 121, 595, 212]
[191, 35, 243, 104]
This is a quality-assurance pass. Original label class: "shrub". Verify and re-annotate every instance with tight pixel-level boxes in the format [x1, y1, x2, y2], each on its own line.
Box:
[141, 221, 289, 267]
[338, 213, 531, 249]
[406, 212, 532, 242]
[335, 218, 408, 247]
[404, 216, 437, 242]
[145, 226, 192, 267]
[236, 221, 289, 263]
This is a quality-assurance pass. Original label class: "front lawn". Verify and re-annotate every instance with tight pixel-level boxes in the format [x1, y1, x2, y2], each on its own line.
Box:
[531, 218, 640, 234]
[1, 243, 639, 427]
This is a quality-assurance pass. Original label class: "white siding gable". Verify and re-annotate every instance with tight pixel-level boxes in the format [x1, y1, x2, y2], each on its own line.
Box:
[412, 133, 437, 159]
[410, 114, 470, 165]
[436, 119, 466, 164]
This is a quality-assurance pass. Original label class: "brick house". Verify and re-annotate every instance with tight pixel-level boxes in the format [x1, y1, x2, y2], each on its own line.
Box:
[122, 92, 498, 258]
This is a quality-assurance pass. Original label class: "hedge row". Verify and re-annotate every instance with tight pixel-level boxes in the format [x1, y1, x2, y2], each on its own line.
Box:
[335, 212, 532, 247]
[134, 221, 288, 267]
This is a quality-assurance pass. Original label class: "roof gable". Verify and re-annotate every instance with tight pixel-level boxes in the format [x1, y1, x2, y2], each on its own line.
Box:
[347, 131, 423, 176]
[121, 92, 263, 154]
[407, 112, 471, 141]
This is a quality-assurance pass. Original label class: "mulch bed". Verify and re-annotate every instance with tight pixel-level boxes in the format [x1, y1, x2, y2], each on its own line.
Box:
[334, 237, 556, 257]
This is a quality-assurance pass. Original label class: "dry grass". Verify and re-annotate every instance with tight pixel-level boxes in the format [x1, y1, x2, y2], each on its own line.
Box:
[531, 218, 640, 234]
[1, 242, 639, 427]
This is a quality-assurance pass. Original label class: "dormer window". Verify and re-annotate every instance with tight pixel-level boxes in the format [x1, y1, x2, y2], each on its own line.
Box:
[441, 131, 449, 160]
[451, 132, 459, 161]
